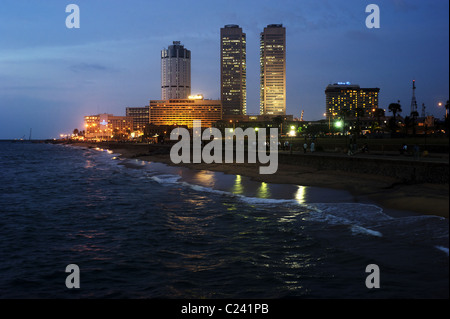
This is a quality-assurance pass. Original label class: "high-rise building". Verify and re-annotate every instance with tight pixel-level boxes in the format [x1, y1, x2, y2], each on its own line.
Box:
[149, 95, 222, 128]
[161, 41, 191, 100]
[325, 82, 380, 120]
[260, 24, 286, 116]
[221, 25, 247, 116]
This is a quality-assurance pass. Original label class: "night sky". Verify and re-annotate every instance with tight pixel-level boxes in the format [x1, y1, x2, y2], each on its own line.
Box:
[0, 0, 448, 139]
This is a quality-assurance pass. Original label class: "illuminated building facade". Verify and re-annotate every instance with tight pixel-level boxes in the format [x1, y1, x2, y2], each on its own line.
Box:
[161, 41, 191, 100]
[126, 106, 150, 131]
[325, 83, 380, 120]
[260, 24, 286, 116]
[221, 25, 247, 116]
[84, 114, 133, 141]
[149, 95, 222, 128]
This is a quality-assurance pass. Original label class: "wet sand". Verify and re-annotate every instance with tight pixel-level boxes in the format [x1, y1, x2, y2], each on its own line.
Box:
[72, 142, 449, 218]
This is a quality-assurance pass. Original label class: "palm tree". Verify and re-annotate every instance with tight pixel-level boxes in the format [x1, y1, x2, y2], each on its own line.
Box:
[388, 101, 402, 121]
[388, 101, 402, 133]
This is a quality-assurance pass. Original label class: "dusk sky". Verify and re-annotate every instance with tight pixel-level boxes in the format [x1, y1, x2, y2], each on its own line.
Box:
[0, 0, 448, 139]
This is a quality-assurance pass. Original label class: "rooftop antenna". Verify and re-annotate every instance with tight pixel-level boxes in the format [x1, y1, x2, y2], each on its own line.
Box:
[421, 103, 426, 118]
[410, 80, 418, 115]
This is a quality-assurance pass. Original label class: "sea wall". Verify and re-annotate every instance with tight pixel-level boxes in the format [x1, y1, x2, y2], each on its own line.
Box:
[279, 153, 449, 184]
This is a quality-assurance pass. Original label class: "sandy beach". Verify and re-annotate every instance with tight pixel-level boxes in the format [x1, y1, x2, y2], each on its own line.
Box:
[71, 142, 449, 218]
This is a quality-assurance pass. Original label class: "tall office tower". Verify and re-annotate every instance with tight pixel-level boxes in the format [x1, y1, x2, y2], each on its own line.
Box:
[161, 41, 191, 100]
[260, 24, 286, 115]
[221, 25, 247, 116]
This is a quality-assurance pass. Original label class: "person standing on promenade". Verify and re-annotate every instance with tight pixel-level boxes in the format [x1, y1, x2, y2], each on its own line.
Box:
[310, 142, 315, 153]
[303, 142, 308, 153]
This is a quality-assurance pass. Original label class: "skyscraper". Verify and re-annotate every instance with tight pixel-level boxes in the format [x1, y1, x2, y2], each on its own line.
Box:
[220, 25, 247, 116]
[260, 24, 286, 115]
[161, 41, 191, 100]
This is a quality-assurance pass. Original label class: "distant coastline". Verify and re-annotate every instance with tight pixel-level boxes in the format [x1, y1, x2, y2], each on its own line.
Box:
[66, 141, 449, 219]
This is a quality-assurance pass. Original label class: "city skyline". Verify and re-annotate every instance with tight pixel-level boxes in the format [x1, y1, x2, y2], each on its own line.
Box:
[0, 0, 448, 139]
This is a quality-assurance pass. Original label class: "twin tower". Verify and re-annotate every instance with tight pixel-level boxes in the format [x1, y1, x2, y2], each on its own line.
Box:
[161, 24, 286, 116]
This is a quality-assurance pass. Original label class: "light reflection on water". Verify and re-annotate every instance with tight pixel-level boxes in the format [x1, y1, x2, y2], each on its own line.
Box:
[232, 175, 243, 195]
[0, 142, 447, 299]
[295, 186, 306, 204]
[257, 182, 270, 198]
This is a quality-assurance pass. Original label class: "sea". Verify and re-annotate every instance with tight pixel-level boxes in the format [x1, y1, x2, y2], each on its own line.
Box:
[0, 141, 448, 299]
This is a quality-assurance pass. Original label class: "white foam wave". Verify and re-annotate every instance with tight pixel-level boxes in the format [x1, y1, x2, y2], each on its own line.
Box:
[181, 182, 235, 197]
[351, 225, 383, 237]
[235, 196, 298, 206]
[181, 181, 303, 207]
[150, 174, 182, 185]
[147, 172, 388, 238]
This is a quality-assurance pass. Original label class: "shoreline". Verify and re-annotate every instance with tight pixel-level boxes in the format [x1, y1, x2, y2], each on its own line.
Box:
[70, 142, 449, 219]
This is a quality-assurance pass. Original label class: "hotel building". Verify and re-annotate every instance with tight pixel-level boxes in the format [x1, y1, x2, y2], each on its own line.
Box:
[126, 106, 150, 131]
[325, 83, 380, 120]
[161, 41, 191, 100]
[260, 24, 286, 116]
[221, 25, 247, 116]
[84, 114, 134, 141]
[149, 95, 222, 128]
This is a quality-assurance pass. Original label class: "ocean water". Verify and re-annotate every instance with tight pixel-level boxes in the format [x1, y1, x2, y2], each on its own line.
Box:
[0, 142, 448, 299]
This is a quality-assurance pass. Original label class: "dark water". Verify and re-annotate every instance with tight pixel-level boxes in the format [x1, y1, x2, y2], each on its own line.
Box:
[0, 142, 448, 299]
